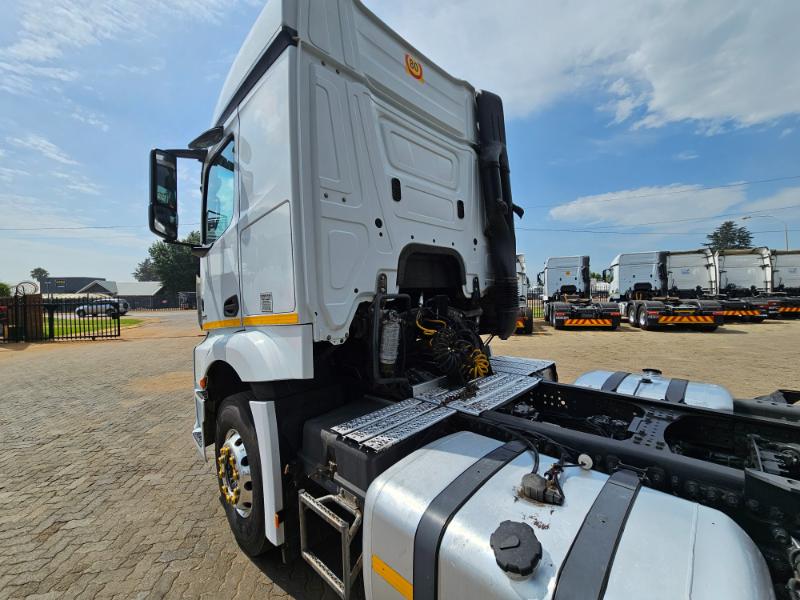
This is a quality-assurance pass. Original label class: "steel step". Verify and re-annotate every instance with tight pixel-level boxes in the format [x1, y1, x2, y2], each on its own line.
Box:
[298, 490, 363, 600]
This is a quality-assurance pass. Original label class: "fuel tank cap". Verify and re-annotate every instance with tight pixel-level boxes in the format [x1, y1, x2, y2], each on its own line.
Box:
[489, 520, 542, 577]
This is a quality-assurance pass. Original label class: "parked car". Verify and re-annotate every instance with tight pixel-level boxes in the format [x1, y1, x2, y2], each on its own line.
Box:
[75, 298, 129, 317]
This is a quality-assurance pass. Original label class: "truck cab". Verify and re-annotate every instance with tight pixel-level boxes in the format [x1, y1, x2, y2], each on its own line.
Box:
[714, 248, 777, 319]
[664, 248, 716, 297]
[770, 250, 800, 317]
[515, 254, 534, 334]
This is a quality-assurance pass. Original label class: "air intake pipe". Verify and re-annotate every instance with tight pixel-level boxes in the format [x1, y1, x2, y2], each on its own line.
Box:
[477, 91, 521, 339]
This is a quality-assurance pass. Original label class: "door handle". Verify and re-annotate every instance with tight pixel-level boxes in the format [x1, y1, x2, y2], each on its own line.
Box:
[223, 295, 239, 317]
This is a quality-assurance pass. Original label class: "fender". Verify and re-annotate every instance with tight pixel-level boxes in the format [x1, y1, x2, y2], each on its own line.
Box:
[193, 326, 312, 549]
[194, 324, 314, 383]
[250, 400, 285, 546]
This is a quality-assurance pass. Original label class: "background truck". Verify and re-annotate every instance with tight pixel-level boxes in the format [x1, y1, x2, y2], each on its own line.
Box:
[714, 247, 781, 320]
[608, 250, 724, 330]
[771, 250, 800, 317]
[515, 254, 534, 334]
[538, 256, 619, 330]
[147, 2, 799, 598]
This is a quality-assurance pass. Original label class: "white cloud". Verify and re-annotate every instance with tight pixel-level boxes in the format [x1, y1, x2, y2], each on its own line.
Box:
[52, 172, 102, 195]
[367, 0, 800, 130]
[0, 0, 247, 94]
[8, 134, 78, 165]
[117, 58, 166, 76]
[70, 108, 109, 132]
[0, 167, 30, 183]
[780, 128, 794, 138]
[549, 184, 746, 229]
[674, 150, 699, 161]
[741, 186, 800, 222]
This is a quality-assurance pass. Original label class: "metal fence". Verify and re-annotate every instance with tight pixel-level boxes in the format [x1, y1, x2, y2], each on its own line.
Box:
[0, 294, 120, 343]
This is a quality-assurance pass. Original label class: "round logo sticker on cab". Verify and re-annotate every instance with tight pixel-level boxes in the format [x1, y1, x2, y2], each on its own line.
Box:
[404, 54, 424, 82]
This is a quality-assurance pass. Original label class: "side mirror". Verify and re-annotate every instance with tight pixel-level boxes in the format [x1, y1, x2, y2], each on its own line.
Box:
[536, 271, 544, 286]
[149, 149, 178, 241]
[601, 269, 608, 282]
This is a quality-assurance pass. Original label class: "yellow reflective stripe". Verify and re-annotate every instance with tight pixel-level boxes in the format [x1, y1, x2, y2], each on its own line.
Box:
[372, 554, 412, 600]
[244, 313, 299, 326]
[202, 313, 300, 330]
[202, 318, 242, 330]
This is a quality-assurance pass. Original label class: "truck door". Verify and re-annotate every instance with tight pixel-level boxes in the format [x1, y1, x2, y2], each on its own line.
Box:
[199, 133, 242, 330]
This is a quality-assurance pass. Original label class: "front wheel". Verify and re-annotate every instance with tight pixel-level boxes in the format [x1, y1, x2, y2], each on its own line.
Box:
[76, 309, 86, 318]
[215, 391, 271, 557]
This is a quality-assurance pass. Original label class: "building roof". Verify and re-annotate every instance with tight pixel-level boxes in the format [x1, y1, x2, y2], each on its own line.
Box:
[40, 277, 106, 294]
[116, 281, 163, 296]
[78, 280, 117, 294]
[76, 280, 163, 296]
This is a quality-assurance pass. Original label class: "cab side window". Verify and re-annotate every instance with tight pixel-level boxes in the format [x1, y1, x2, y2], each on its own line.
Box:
[204, 139, 235, 244]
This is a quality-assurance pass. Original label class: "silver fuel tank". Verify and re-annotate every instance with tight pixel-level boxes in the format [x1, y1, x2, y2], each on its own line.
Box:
[363, 431, 772, 600]
[573, 368, 734, 411]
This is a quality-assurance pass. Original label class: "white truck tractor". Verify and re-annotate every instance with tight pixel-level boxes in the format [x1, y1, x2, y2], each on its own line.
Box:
[771, 250, 800, 317]
[715, 247, 800, 320]
[538, 256, 620, 330]
[608, 250, 726, 330]
[148, 2, 800, 598]
[515, 254, 534, 334]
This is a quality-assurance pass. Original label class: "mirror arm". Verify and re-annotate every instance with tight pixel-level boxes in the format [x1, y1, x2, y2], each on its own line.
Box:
[165, 148, 207, 161]
[164, 239, 210, 257]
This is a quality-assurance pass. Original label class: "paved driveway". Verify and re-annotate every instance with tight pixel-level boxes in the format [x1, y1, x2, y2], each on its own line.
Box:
[0, 312, 337, 600]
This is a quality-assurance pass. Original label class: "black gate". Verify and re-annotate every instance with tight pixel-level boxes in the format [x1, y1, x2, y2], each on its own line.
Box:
[0, 294, 121, 343]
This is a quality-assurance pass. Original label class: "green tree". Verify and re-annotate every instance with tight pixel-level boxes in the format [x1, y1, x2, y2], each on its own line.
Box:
[0, 282, 11, 297]
[705, 221, 753, 251]
[30, 267, 49, 282]
[140, 231, 200, 296]
[132, 258, 159, 281]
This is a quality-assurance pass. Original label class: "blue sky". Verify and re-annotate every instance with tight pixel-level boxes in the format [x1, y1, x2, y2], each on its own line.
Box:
[1, 0, 799, 285]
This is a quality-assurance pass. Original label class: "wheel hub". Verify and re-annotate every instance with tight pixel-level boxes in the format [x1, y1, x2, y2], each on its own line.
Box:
[217, 429, 253, 518]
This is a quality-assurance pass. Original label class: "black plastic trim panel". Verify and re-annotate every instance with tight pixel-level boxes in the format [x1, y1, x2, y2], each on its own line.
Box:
[553, 469, 641, 600]
[601, 371, 629, 392]
[215, 26, 298, 127]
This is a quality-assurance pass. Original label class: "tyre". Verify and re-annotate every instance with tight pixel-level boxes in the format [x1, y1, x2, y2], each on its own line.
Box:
[750, 317, 766, 324]
[215, 391, 271, 557]
[627, 305, 637, 326]
[638, 307, 651, 330]
[698, 325, 718, 332]
[608, 322, 618, 331]
[106, 308, 117, 317]
[523, 318, 534, 335]
[76, 309, 86, 318]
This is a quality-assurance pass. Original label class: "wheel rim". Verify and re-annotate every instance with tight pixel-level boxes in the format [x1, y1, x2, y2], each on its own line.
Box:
[628, 307, 636, 324]
[217, 429, 253, 518]
[639, 309, 647, 328]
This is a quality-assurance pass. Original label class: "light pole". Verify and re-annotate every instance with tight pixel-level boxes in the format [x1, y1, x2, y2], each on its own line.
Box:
[741, 214, 789, 250]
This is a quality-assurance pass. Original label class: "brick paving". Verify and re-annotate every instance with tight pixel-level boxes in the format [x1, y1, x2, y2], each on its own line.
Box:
[0, 313, 339, 600]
